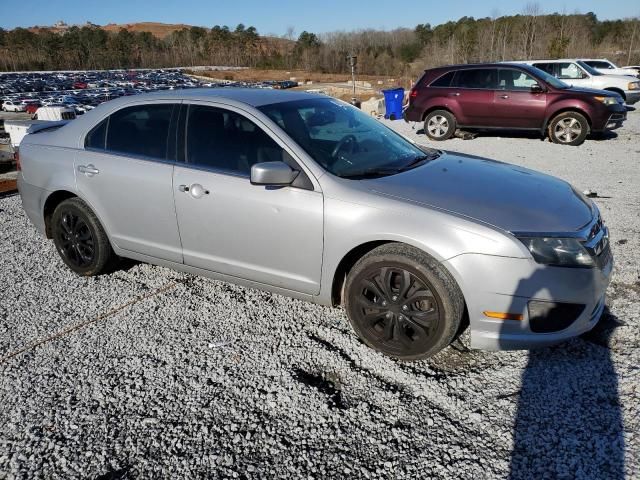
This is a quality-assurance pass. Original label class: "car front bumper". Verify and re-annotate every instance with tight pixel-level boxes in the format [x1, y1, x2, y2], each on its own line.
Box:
[443, 250, 613, 350]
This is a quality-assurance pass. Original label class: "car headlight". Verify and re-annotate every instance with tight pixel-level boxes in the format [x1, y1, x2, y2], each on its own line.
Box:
[629, 81, 640, 90]
[594, 95, 619, 105]
[517, 237, 595, 268]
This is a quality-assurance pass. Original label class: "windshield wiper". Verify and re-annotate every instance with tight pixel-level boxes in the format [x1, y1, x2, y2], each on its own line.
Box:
[339, 167, 403, 179]
[397, 154, 434, 172]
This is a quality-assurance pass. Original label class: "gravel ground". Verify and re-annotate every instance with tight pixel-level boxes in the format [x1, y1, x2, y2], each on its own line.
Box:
[0, 111, 639, 479]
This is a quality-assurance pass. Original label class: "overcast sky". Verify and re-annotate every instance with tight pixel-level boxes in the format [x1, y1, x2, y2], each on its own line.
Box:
[2, 0, 638, 34]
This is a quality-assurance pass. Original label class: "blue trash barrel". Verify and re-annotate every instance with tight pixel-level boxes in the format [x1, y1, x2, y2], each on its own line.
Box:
[382, 88, 404, 120]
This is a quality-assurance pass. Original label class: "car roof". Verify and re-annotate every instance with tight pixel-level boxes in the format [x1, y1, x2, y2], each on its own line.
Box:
[107, 87, 323, 107]
[424, 63, 542, 73]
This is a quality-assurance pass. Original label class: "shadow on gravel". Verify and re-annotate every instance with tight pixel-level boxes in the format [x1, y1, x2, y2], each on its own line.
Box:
[503, 270, 624, 479]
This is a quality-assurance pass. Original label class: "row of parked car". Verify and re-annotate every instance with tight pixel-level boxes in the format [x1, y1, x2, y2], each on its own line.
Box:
[0, 69, 298, 118]
[405, 58, 639, 146]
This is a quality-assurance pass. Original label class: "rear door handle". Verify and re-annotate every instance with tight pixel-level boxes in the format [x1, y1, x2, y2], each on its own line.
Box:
[78, 164, 99, 176]
[448, 92, 460, 97]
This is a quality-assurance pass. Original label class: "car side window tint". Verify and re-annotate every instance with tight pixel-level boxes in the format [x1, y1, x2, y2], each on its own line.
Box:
[186, 105, 287, 176]
[430, 71, 456, 87]
[454, 69, 498, 89]
[85, 118, 107, 150]
[105, 104, 174, 160]
[498, 69, 538, 91]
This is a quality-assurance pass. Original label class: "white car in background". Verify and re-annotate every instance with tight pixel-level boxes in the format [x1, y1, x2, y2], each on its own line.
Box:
[2, 100, 27, 112]
[582, 59, 640, 78]
[514, 59, 640, 104]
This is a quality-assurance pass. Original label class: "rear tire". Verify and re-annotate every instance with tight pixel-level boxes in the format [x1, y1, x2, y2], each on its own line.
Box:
[424, 110, 456, 141]
[344, 243, 464, 360]
[548, 111, 589, 146]
[51, 197, 115, 276]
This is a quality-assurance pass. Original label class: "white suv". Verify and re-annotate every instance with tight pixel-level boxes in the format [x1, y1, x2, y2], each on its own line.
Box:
[513, 59, 640, 105]
[582, 59, 640, 78]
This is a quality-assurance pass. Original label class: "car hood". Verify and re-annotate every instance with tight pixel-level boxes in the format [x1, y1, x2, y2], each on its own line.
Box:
[364, 152, 594, 234]
[565, 86, 620, 97]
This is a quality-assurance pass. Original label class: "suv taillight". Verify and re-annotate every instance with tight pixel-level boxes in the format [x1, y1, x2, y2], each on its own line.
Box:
[14, 149, 21, 171]
[410, 88, 418, 99]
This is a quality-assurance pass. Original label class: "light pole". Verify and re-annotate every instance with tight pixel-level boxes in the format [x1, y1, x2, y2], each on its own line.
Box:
[347, 55, 359, 107]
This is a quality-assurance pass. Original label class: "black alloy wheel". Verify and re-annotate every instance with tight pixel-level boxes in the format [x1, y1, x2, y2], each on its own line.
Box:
[54, 210, 95, 268]
[51, 197, 115, 276]
[344, 243, 464, 360]
[354, 267, 441, 357]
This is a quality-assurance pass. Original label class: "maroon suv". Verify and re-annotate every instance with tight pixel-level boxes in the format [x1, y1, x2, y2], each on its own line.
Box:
[404, 63, 628, 146]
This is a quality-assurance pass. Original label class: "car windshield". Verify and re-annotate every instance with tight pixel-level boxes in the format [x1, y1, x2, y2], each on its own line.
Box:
[258, 97, 440, 178]
[529, 67, 570, 89]
[577, 61, 603, 76]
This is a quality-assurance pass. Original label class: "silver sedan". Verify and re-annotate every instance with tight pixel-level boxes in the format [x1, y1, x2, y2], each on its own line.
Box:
[17, 89, 613, 360]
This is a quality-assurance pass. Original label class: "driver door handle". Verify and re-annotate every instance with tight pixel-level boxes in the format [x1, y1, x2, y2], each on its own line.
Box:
[499, 94, 509, 99]
[448, 92, 460, 97]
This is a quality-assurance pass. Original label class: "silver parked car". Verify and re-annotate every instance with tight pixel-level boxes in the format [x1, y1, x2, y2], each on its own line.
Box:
[17, 89, 613, 360]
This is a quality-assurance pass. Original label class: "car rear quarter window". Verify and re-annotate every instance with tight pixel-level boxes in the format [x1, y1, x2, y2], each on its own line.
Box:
[185, 105, 286, 176]
[454, 69, 498, 89]
[429, 71, 456, 87]
[105, 104, 175, 160]
[85, 118, 107, 150]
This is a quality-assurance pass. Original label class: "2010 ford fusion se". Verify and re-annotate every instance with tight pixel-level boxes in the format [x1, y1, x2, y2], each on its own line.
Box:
[17, 89, 613, 360]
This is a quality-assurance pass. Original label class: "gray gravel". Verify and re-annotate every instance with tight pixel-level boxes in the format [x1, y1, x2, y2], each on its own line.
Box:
[1, 111, 639, 479]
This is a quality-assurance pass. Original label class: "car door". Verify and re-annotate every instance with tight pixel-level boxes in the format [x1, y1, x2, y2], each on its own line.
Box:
[75, 101, 183, 263]
[451, 68, 499, 126]
[172, 103, 323, 295]
[493, 68, 547, 128]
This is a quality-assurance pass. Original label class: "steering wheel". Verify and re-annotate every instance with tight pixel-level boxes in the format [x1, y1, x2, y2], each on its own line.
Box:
[331, 134, 358, 159]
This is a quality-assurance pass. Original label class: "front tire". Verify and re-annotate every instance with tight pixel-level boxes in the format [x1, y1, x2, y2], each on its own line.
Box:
[51, 198, 115, 276]
[424, 110, 456, 141]
[344, 243, 464, 360]
[548, 112, 589, 146]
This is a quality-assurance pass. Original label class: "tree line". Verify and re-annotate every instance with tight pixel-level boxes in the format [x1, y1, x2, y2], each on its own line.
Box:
[0, 8, 638, 76]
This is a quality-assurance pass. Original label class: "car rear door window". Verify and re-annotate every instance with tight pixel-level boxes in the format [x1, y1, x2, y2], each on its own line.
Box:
[185, 105, 286, 176]
[105, 104, 175, 160]
[430, 71, 456, 87]
[454, 69, 498, 89]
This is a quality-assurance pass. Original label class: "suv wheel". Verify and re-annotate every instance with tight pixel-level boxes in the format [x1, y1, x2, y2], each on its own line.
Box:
[549, 112, 589, 146]
[344, 243, 464, 360]
[424, 110, 456, 141]
[51, 197, 115, 276]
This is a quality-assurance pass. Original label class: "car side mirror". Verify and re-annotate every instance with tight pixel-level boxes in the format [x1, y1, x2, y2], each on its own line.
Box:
[250, 161, 298, 186]
[531, 83, 545, 93]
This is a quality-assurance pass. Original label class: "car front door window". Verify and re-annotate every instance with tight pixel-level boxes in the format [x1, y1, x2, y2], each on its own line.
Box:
[558, 63, 586, 80]
[186, 105, 288, 176]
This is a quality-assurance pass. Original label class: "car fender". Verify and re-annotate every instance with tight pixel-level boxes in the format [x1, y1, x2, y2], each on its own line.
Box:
[315, 191, 528, 306]
[543, 99, 594, 131]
